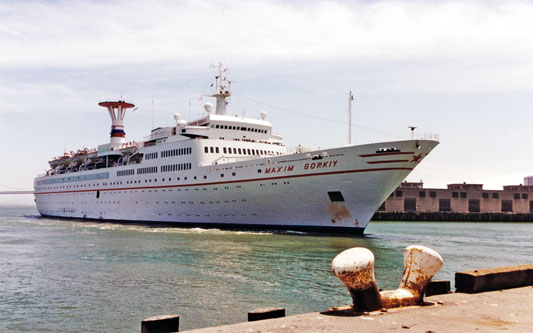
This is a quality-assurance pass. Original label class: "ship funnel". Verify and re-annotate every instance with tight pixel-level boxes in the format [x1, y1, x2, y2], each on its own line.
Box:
[98, 100, 135, 148]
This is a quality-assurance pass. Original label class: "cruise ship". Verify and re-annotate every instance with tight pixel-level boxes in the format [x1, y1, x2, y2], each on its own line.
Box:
[34, 66, 439, 234]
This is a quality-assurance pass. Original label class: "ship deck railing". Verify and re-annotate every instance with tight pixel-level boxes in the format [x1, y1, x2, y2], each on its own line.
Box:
[414, 132, 440, 141]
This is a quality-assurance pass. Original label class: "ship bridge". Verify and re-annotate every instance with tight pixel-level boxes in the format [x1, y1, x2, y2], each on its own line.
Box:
[177, 63, 282, 145]
[179, 114, 281, 144]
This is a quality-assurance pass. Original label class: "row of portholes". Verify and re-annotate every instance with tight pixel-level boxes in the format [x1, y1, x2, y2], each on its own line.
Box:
[39, 169, 248, 193]
[204, 145, 281, 156]
[130, 199, 254, 205]
[154, 213, 258, 217]
[39, 179, 290, 197]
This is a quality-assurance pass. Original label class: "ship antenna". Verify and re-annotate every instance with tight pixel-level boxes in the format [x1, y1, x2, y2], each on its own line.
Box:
[348, 90, 354, 145]
[152, 98, 155, 129]
[188, 95, 191, 119]
[211, 62, 231, 115]
[408, 126, 417, 140]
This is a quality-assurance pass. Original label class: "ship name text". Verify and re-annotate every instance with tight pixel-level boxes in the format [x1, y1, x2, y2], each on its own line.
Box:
[304, 160, 338, 170]
[265, 165, 295, 174]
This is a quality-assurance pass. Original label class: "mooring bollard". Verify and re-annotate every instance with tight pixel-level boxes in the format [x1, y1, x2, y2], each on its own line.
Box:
[380, 245, 443, 308]
[141, 314, 179, 333]
[331, 245, 443, 312]
[331, 247, 382, 311]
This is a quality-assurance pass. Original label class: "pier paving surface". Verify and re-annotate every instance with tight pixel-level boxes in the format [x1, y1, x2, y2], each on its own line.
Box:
[186, 286, 533, 332]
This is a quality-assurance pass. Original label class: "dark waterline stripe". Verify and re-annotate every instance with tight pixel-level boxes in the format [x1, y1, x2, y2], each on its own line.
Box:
[38, 215, 367, 235]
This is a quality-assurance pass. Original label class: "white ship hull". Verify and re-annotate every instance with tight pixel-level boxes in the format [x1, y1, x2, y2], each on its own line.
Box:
[34, 139, 438, 234]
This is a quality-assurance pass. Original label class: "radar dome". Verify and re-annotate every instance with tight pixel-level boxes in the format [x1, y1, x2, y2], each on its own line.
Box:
[204, 102, 214, 114]
[178, 119, 187, 126]
[260, 111, 267, 120]
[174, 113, 180, 121]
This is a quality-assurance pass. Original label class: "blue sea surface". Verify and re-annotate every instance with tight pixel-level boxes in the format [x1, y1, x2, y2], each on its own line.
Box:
[1, 204, 532, 331]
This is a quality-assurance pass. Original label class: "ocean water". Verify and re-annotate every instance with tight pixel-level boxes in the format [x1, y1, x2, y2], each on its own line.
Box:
[1, 204, 532, 332]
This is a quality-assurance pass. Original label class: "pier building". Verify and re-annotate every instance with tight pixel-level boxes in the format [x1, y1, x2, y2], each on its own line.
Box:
[380, 178, 533, 214]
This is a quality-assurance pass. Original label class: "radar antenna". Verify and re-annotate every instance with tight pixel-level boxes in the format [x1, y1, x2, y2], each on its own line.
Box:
[211, 62, 231, 115]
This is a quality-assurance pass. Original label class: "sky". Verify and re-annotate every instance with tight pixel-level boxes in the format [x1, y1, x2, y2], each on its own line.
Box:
[1, 0, 533, 204]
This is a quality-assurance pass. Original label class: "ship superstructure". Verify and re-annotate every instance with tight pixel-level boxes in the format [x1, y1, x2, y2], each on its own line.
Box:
[34, 65, 438, 234]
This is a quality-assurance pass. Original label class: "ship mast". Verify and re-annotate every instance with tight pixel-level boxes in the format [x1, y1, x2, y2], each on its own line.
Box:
[347, 90, 354, 145]
[212, 63, 231, 115]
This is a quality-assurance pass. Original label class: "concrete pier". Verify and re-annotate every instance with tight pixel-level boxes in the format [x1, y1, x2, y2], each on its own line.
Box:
[185, 287, 533, 332]
[424, 280, 451, 296]
[456, 264, 533, 293]
[141, 314, 180, 333]
[248, 307, 285, 321]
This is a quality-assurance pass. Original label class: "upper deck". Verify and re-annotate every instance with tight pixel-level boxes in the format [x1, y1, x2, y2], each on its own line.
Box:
[42, 112, 285, 179]
[41, 64, 285, 180]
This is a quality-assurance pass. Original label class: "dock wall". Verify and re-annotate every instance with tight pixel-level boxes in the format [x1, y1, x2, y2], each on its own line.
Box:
[371, 211, 533, 222]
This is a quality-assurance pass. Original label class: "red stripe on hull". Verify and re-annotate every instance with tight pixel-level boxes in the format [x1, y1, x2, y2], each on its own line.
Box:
[359, 152, 414, 158]
[366, 160, 410, 164]
[34, 167, 413, 195]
